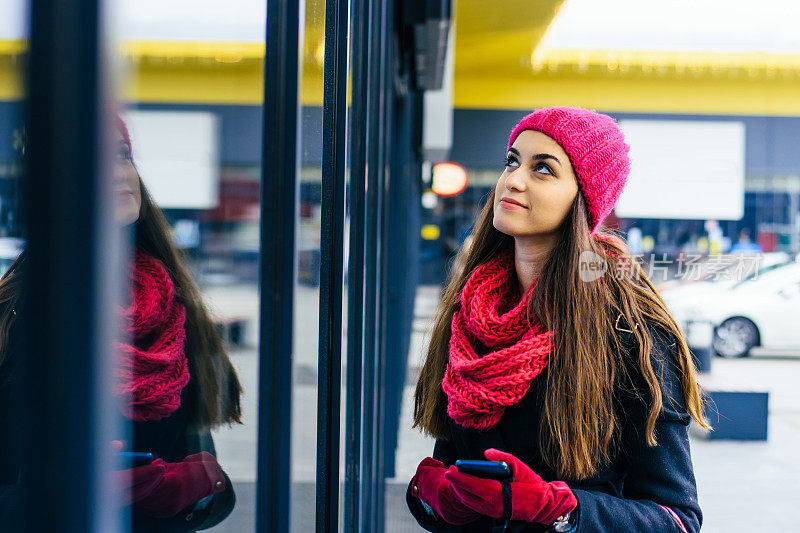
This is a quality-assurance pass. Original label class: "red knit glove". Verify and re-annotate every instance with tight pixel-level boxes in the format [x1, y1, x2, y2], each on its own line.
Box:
[134, 452, 227, 518]
[410, 457, 481, 526]
[444, 448, 577, 524]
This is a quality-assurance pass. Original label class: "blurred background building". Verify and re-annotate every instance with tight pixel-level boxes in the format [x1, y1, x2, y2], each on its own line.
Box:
[3, 0, 800, 531]
[4, 1, 800, 284]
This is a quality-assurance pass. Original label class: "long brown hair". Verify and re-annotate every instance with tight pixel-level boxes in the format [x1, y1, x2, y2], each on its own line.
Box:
[413, 190, 708, 480]
[0, 173, 242, 431]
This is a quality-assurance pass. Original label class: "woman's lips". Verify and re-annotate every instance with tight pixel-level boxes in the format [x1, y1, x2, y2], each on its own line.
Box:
[500, 198, 527, 210]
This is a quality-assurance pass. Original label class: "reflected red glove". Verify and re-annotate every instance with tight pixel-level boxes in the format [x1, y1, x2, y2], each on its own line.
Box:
[410, 457, 481, 526]
[134, 452, 227, 518]
[444, 448, 577, 524]
[113, 461, 168, 504]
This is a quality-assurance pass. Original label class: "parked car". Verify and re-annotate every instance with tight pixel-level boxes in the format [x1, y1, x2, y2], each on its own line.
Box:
[655, 251, 791, 294]
[664, 261, 800, 358]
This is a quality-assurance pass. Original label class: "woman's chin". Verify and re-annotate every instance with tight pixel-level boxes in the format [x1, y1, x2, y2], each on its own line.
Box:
[114, 211, 138, 228]
[493, 222, 518, 238]
[493, 216, 525, 237]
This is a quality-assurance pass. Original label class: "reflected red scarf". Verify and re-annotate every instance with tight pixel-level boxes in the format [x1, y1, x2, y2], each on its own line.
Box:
[116, 248, 190, 422]
[442, 249, 554, 430]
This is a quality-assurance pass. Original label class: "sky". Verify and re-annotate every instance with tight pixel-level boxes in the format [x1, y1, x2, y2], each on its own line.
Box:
[0, 0, 268, 41]
[3, 0, 800, 54]
[540, 0, 800, 54]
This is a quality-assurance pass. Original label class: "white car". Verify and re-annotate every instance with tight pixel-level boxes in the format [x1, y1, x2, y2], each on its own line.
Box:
[660, 253, 793, 319]
[664, 261, 800, 358]
[656, 251, 791, 297]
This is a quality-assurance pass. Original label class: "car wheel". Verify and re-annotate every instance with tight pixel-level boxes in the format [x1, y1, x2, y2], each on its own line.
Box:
[713, 317, 758, 358]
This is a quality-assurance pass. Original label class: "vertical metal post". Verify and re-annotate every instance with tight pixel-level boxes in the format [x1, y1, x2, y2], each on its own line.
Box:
[256, 0, 301, 530]
[374, 7, 397, 525]
[317, 0, 349, 530]
[23, 0, 121, 531]
[361, 0, 390, 529]
[343, 0, 369, 528]
[382, 88, 423, 480]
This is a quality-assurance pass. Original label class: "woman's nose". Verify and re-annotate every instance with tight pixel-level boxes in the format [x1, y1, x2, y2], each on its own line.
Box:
[505, 169, 526, 192]
[113, 161, 127, 184]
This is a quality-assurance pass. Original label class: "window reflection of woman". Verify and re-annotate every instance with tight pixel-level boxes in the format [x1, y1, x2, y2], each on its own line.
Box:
[0, 116, 243, 532]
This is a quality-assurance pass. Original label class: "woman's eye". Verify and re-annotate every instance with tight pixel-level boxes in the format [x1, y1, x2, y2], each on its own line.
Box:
[504, 156, 519, 169]
[534, 162, 552, 175]
[117, 146, 132, 162]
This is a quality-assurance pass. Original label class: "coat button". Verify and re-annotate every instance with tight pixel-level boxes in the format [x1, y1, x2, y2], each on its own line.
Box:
[412, 485, 419, 494]
[215, 481, 223, 489]
[185, 513, 194, 522]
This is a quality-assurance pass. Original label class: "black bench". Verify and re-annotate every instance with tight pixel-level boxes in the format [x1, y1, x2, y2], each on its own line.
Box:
[214, 316, 248, 347]
[685, 319, 768, 441]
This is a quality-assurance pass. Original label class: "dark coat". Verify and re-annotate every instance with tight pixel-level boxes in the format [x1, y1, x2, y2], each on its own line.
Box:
[0, 301, 236, 532]
[407, 317, 702, 533]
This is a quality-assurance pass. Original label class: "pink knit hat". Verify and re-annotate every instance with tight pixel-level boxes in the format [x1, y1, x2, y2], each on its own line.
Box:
[507, 106, 630, 234]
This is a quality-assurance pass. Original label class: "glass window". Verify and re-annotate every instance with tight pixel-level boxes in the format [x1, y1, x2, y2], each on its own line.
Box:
[110, 2, 267, 530]
[292, 0, 325, 530]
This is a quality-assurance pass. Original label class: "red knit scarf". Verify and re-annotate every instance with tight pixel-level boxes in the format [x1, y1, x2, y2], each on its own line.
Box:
[442, 248, 554, 430]
[115, 248, 190, 422]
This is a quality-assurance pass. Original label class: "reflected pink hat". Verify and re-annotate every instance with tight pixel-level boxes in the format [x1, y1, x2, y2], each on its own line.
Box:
[507, 106, 630, 234]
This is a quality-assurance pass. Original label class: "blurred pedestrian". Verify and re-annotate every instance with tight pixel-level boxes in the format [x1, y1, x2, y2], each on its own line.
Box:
[0, 116, 243, 532]
[730, 227, 762, 253]
[408, 107, 708, 532]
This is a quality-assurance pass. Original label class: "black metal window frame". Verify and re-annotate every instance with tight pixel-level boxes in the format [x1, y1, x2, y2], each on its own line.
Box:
[23, 0, 125, 531]
[257, 0, 302, 530]
[345, 0, 392, 531]
[260, 0, 396, 530]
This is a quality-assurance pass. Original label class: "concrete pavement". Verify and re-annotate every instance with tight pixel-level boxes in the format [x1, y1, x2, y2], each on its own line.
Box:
[204, 283, 800, 532]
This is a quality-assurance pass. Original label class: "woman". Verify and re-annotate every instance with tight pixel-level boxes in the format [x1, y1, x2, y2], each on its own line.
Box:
[407, 107, 708, 532]
[0, 116, 243, 532]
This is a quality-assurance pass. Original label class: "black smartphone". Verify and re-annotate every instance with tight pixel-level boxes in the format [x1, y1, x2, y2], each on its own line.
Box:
[115, 452, 156, 467]
[454, 460, 513, 481]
